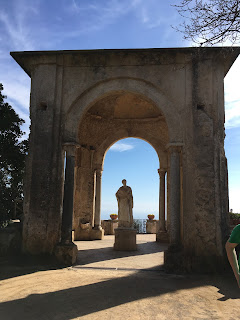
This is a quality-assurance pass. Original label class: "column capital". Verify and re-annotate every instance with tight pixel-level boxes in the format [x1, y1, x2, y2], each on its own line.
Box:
[63, 142, 81, 156]
[95, 168, 103, 176]
[158, 168, 167, 176]
[167, 143, 183, 154]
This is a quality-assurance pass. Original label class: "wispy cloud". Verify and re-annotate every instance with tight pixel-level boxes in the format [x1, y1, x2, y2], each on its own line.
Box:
[137, 0, 180, 30]
[61, 0, 141, 36]
[2, 70, 31, 137]
[225, 101, 240, 128]
[0, 0, 36, 137]
[110, 142, 135, 152]
[0, 0, 37, 51]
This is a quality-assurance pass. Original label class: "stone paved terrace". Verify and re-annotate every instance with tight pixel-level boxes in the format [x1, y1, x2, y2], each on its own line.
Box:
[0, 235, 239, 319]
[75, 234, 166, 272]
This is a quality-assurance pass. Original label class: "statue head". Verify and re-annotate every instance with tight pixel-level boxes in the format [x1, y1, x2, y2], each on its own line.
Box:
[122, 179, 127, 186]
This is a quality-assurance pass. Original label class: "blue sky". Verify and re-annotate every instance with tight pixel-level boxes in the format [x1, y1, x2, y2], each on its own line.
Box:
[1, 0, 240, 218]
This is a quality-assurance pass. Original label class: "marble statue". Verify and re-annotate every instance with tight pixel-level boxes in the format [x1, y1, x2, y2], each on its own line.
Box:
[116, 179, 133, 228]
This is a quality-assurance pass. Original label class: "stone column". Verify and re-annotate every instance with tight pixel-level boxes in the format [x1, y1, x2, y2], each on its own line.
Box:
[169, 146, 181, 245]
[61, 144, 76, 244]
[94, 168, 102, 230]
[156, 168, 168, 242]
[91, 168, 104, 240]
[92, 169, 96, 227]
[54, 143, 78, 265]
[158, 168, 166, 232]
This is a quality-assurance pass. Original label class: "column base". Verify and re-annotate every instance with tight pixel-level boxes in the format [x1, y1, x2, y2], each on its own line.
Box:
[91, 228, 104, 240]
[54, 242, 78, 266]
[164, 245, 228, 273]
[114, 228, 137, 251]
[156, 230, 169, 243]
[74, 226, 104, 240]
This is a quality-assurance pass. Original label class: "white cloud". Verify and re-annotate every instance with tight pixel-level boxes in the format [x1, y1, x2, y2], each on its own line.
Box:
[0, 6, 35, 51]
[61, 0, 183, 40]
[2, 77, 30, 111]
[1, 59, 31, 137]
[136, 0, 181, 30]
[141, 7, 149, 23]
[62, 0, 142, 36]
[110, 142, 135, 152]
[225, 101, 240, 128]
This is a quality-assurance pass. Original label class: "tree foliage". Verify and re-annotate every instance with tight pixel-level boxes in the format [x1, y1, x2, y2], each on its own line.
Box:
[174, 0, 240, 45]
[0, 83, 28, 227]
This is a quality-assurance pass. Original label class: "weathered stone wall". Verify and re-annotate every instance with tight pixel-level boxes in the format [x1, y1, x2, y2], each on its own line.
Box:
[73, 147, 95, 230]
[176, 53, 230, 270]
[22, 64, 64, 254]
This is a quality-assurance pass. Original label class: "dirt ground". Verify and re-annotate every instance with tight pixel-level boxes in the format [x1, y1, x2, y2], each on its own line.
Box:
[0, 235, 239, 320]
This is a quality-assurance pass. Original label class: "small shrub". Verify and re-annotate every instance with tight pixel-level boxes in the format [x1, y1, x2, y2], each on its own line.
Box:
[229, 212, 240, 220]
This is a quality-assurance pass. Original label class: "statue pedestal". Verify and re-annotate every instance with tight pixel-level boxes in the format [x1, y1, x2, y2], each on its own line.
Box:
[74, 225, 104, 240]
[114, 228, 137, 251]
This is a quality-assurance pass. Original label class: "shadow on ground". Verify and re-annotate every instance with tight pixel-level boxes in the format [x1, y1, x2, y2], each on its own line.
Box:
[0, 238, 166, 280]
[0, 253, 64, 281]
[0, 266, 239, 320]
[76, 240, 168, 266]
[1, 235, 239, 319]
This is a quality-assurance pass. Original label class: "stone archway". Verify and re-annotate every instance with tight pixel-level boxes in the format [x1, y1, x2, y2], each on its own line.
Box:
[63, 77, 183, 143]
[11, 47, 239, 270]
[72, 91, 171, 244]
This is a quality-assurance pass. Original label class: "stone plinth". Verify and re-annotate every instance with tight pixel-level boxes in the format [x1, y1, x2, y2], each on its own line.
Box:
[54, 242, 78, 265]
[101, 220, 119, 235]
[164, 245, 228, 273]
[156, 231, 169, 243]
[74, 225, 104, 240]
[114, 228, 137, 251]
[91, 228, 104, 240]
[146, 220, 158, 234]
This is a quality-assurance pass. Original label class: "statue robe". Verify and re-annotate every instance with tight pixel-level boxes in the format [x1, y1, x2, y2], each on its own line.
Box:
[116, 186, 133, 228]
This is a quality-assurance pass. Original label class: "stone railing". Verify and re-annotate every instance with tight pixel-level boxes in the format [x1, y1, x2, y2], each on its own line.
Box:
[102, 219, 162, 235]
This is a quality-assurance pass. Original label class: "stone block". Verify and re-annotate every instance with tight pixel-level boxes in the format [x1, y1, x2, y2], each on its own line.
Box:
[114, 228, 137, 251]
[54, 242, 78, 265]
[74, 223, 91, 240]
[156, 231, 169, 243]
[74, 226, 104, 240]
[91, 228, 104, 240]
[101, 220, 119, 235]
[146, 220, 157, 234]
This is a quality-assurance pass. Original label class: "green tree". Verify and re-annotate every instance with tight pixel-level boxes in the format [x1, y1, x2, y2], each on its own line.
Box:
[0, 83, 28, 227]
[174, 0, 240, 45]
